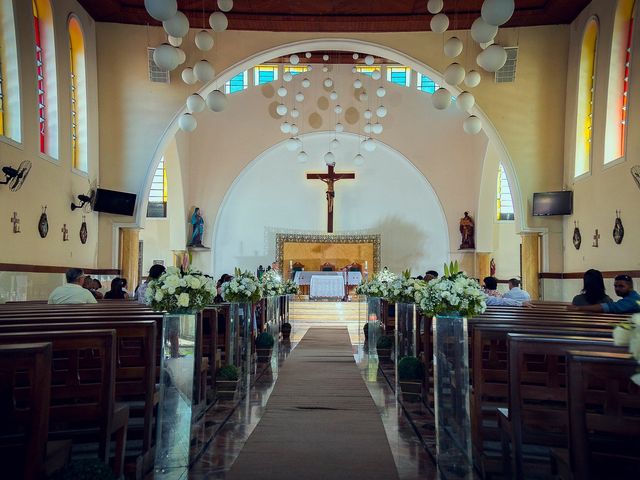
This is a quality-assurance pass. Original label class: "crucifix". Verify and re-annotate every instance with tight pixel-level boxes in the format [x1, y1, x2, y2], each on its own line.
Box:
[307, 164, 355, 233]
[10, 212, 20, 233]
[61, 224, 69, 242]
[592, 229, 600, 247]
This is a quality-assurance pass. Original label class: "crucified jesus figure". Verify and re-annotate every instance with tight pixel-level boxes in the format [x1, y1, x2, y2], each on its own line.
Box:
[306, 164, 355, 233]
[322, 177, 336, 213]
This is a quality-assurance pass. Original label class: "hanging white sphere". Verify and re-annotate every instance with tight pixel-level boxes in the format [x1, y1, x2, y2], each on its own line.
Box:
[144, 0, 177, 22]
[324, 78, 333, 88]
[463, 115, 482, 134]
[481, 0, 515, 26]
[363, 138, 376, 152]
[286, 137, 299, 151]
[195, 30, 214, 51]
[371, 70, 381, 80]
[476, 44, 508, 72]
[167, 35, 182, 47]
[470, 17, 498, 44]
[331, 138, 340, 150]
[464, 70, 482, 88]
[280, 122, 291, 134]
[176, 48, 186, 64]
[444, 36, 464, 58]
[334, 105, 343, 115]
[364, 109, 372, 120]
[364, 123, 372, 134]
[351, 66, 357, 73]
[359, 91, 368, 102]
[376, 105, 388, 118]
[352, 53, 359, 60]
[354, 153, 365, 166]
[444, 63, 466, 85]
[178, 113, 197, 132]
[431, 13, 449, 33]
[305, 52, 312, 58]
[290, 124, 299, 135]
[301, 78, 311, 88]
[163, 11, 189, 38]
[289, 54, 300, 65]
[194, 60, 215, 82]
[206, 90, 228, 112]
[372, 123, 383, 134]
[432, 87, 452, 110]
[283, 71, 293, 82]
[322, 54, 329, 61]
[276, 103, 288, 116]
[277, 86, 288, 97]
[456, 91, 476, 112]
[427, 0, 444, 14]
[376, 86, 386, 98]
[321, 65, 329, 73]
[290, 108, 300, 118]
[153, 44, 180, 71]
[181, 67, 196, 84]
[209, 11, 228, 32]
[295, 92, 304, 102]
[297, 150, 309, 163]
[324, 151, 335, 165]
[217, 0, 234, 12]
[364, 55, 375, 66]
[186, 93, 205, 113]
[353, 79, 363, 89]
[335, 123, 344, 132]
[330, 91, 338, 101]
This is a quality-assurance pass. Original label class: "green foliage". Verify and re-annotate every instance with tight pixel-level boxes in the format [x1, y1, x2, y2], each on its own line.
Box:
[443, 260, 460, 278]
[398, 356, 423, 380]
[255, 331, 275, 348]
[217, 364, 239, 381]
[376, 335, 393, 349]
[51, 459, 115, 480]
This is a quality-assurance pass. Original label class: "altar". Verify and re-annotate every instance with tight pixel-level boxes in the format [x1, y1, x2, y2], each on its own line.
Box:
[294, 271, 364, 298]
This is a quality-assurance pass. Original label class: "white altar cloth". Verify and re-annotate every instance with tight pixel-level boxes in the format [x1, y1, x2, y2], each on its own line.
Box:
[309, 275, 345, 298]
[294, 271, 363, 285]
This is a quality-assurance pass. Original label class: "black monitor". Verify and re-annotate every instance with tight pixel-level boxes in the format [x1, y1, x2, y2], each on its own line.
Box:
[532, 191, 573, 216]
[93, 188, 136, 216]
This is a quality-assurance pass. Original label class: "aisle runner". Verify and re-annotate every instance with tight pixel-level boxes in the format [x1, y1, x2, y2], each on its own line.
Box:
[227, 328, 399, 480]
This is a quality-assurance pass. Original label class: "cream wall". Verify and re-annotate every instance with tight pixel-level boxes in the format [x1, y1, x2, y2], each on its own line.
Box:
[563, 0, 640, 273]
[0, 0, 100, 268]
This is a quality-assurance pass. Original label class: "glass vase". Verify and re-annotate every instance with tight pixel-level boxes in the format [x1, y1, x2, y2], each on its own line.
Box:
[432, 314, 472, 477]
[365, 296, 382, 357]
[395, 302, 417, 358]
[229, 302, 253, 395]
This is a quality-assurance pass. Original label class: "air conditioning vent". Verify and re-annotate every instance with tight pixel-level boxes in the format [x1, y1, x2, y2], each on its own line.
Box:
[495, 47, 518, 83]
[147, 48, 170, 84]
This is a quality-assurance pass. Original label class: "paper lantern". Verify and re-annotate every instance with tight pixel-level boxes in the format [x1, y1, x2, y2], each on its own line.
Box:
[301, 78, 311, 88]
[295, 92, 304, 102]
[331, 138, 340, 150]
[364, 123, 372, 134]
[209, 11, 228, 32]
[217, 0, 233, 12]
[176, 48, 186, 65]
[206, 90, 227, 112]
[352, 53, 359, 60]
[322, 66, 329, 73]
[359, 91, 368, 102]
[290, 108, 300, 118]
[194, 60, 215, 82]
[456, 91, 476, 112]
[181, 67, 196, 85]
[305, 52, 312, 58]
[335, 123, 344, 132]
[363, 138, 376, 152]
[481, 0, 515, 26]
[277, 86, 288, 97]
[276, 104, 288, 116]
[290, 54, 300, 65]
[290, 124, 299, 135]
[283, 71, 293, 82]
[372, 123, 383, 134]
[178, 113, 197, 132]
[297, 151, 308, 163]
[195, 30, 214, 51]
[163, 11, 189, 38]
[464, 70, 482, 88]
[334, 105, 343, 115]
[286, 138, 299, 151]
[432, 87, 452, 110]
[330, 91, 338, 100]
[376, 105, 387, 118]
[354, 153, 365, 166]
[463, 115, 482, 134]
[186, 93, 205, 113]
[431, 13, 449, 33]
[324, 78, 333, 88]
[364, 55, 375, 66]
[471, 17, 498, 44]
[444, 63, 466, 85]
[280, 122, 291, 134]
[144, 0, 177, 21]
[444, 36, 463, 58]
[364, 109, 372, 120]
[167, 35, 182, 47]
[476, 44, 508, 72]
[353, 79, 363, 89]
[324, 151, 335, 165]
[427, 0, 444, 14]
[371, 70, 381, 80]
[376, 86, 386, 98]
[323, 54, 329, 61]
[153, 44, 180, 71]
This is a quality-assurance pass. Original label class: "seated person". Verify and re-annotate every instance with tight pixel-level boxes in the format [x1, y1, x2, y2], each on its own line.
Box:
[503, 278, 531, 302]
[92, 279, 104, 299]
[482, 276, 502, 297]
[214, 274, 232, 303]
[571, 269, 612, 305]
[48, 268, 98, 304]
[120, 277, 129, 295]
[485, 294, 531, 307]
[135, 264, 166, 304]
[424, 270, 439, 282]
[104, 277, 127, 300]
[569, 274, 640, 313]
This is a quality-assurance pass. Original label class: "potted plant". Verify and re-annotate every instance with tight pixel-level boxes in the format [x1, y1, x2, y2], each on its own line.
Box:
[397, 356, 423, 402]
[281, 322, 292, 339]
[376, 335, 393, 361]
[215, 364, 239, 399]
[255, 331, 275, 362]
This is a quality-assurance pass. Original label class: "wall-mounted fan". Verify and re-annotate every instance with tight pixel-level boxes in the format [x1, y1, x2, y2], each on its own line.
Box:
[71, 179, 98, 212]
[632, 165, 640, 191]
[1, 160, 32, 192]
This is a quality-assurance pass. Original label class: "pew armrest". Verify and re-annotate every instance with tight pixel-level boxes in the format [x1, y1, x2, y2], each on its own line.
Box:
[112, 403, 130, 480]
[497, 407, 513, 478]
[550, 448, 572, 480]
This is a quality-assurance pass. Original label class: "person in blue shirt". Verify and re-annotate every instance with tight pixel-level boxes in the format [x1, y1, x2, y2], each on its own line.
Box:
[568, 274, 640, 313]
[503, 278, 531, 302]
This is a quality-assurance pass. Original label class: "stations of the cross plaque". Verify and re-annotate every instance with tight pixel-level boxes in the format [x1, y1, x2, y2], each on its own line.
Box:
[306, 164, 355, 233]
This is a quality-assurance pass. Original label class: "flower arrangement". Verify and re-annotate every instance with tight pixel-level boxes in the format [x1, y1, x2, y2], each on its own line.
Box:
[261, 269, 284, 297]
[283, 279, 300, 295]
[221, 268, 263, 303]
[417, 261, 486, 318]
[612, 311, 640, 385]
[386, 270, 428, 304]
[145, 266, 216, 313]
[355, 268, 398, 298]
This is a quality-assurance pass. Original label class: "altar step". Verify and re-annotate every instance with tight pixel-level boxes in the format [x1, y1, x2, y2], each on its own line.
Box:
[290, 300, 363, 322]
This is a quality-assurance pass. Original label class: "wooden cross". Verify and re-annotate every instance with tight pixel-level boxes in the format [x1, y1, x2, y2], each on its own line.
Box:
[10, 212, 20, 233]
[61, 223, 69, 241]
[592, 229, 600, 247]
[306, 164, 355, 233]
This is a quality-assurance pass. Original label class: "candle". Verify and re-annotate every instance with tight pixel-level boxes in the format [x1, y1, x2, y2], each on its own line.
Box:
[289, 260, 293, 269]
[365, 260, 368, 270]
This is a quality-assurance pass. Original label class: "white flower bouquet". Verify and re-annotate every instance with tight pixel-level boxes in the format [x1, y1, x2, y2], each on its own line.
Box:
[386, 270, 428, 304]
[355, 268, 398, 299]
[145, 266, 216, 313]
[261, 269, 284, 297]
[612, 310, 640, 385]
[418, 262, 487, 318]
[283, 279, 300, 295]
[221, 268, 263, 303]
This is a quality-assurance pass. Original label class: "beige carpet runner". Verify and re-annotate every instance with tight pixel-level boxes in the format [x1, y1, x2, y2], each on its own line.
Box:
[227, 327, 399, 480]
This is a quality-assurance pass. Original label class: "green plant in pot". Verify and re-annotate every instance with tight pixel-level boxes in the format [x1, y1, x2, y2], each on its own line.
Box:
[216, 364, 239, 399]
[281, 322, 292, 339]
[255, 332, 275, 362]
[376, 335, 393, 361]
[397, 356, 423, 402]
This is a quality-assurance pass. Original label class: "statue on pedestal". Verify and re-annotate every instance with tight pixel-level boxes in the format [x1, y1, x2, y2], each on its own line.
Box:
[459, 212, 475, 250]
[189, 207, 204, 247]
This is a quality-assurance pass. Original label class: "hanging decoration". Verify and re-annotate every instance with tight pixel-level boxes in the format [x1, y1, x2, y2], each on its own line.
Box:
[572, 221, 582, 249]
[80, 215, 88, 244]
[38, 206, 48, 238]
[613, 211, 624, 244]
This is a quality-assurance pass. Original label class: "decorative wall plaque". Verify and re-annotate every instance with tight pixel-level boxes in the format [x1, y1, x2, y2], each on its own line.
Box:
[38, 206, 48, 238]
[80, 215, 88, 244]
[592, 229, 600, 248]
[613, 210, 624, 245]
[572, 221, 581, 250]
[61, 224, 69, 242]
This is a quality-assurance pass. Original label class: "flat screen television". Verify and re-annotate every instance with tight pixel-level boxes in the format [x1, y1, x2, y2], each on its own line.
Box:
[532, 191, 573, 216]
[93, 188, 136, 216]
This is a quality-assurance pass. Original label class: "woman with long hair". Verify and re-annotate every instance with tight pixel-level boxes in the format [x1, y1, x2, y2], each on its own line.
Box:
[572, 269, 612, 305]
[104, 277, 127, 300]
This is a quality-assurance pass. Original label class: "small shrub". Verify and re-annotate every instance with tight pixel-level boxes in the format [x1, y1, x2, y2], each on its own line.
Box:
[217, 364, 239, 381]
[397, 356, 423, 381]
[255, 331, 275, 348]
[376, 335, 393, 349]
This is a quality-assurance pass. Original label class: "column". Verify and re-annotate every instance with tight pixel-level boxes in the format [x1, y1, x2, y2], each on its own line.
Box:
[521, 233, 540, 300]
[476, 252, 492, 281]
[119, 228, 140, 289]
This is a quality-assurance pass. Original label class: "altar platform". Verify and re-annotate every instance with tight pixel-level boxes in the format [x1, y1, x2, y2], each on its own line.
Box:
[289, 298, 365, 344]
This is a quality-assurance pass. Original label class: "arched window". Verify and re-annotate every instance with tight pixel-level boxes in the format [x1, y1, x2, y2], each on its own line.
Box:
[0, 0, 21, 142]
[604, 0, 636, 163]
[68, 15, 87, 172]
[496, 164, 514, 221]
[32, 0, 58, 158]
[147, 157, 167, 218]
[575, 18, 599, 178]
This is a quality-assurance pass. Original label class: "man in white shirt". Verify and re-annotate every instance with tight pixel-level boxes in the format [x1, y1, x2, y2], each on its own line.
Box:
[48, 268, 98, 304]
[502, 278, 531, 302]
